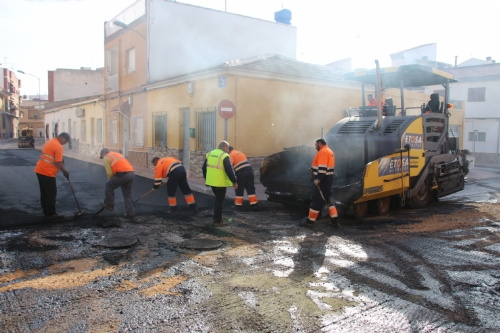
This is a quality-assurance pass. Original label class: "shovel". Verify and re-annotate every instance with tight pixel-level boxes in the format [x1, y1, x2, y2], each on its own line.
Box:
[67, 178, 84, 219]
[91, 182, 166, 219]
[311, 171, 329, 218]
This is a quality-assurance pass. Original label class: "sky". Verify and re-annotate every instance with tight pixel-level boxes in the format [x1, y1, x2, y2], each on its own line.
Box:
[1, 0, 498, 96]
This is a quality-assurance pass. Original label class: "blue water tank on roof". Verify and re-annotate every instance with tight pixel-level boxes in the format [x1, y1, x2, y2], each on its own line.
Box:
[274, 9, 292, 25]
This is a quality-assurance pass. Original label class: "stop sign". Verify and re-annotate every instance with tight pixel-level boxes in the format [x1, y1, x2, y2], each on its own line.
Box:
[218, 100, 235, 119]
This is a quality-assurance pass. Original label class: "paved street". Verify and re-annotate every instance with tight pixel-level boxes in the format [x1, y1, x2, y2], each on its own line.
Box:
[1, 147, 500, 332]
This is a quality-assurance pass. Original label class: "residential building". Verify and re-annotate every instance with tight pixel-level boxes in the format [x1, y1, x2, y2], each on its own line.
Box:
[48, 67, 104, 102]
[430, 60, 500, 164]
[1, 68, 21, 139]
[42, 95, 105, 156]
[103, 0, 297, 168]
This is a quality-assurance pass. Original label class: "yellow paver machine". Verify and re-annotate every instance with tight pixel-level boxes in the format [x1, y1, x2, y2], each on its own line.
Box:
[260, 64, 469, 219]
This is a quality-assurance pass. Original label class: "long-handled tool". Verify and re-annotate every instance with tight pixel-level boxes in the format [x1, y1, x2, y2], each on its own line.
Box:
[67, 178, 84, 219]
[134, 182, 167, 203]
[311, 171, 329, 218]
[91, 182, 166, 220]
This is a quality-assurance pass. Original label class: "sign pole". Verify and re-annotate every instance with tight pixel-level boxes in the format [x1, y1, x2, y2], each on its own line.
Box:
[224, 119, 228, 140]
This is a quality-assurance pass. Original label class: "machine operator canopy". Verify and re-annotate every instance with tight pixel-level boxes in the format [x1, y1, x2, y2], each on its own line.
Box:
[344, 64, 457, 88]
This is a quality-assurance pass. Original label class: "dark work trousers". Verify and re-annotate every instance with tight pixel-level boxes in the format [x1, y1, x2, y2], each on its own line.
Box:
[310, 176, 333, 212]
[167, 167, 197, 210]
[211, 186, 227, 222]
[36, 173, 57, 216]
[104, 171, 135, 216]
[235, 169, 256, 198]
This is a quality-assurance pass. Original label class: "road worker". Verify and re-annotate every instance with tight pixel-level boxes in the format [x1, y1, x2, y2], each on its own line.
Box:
[367, 93, 385, 109]
[228, 146, 258, 211]
[34, 132, 71, 220]
[299, 138, 340, 228]
[99, 148, 135, 219]
[151, 156, 198, 214]
[202, 140, 238, 226]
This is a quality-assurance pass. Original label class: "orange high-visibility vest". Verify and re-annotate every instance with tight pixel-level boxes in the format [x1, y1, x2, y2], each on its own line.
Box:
[229, 149, 251, 172]
[154, 157, 182, 186]
[34, 138, 63, 177]
[105, 152, 134, 174]
[311, 145, 335, 178]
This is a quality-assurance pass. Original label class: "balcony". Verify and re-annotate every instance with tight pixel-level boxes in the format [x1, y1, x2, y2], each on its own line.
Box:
[107, 74, 118, 92]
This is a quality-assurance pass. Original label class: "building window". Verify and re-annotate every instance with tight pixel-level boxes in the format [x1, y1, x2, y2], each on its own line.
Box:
[73, 121, 77, 139]
[125, 48, 136, 75]
[152, 112, 167, 148]
[67, 119, 71, 135]
[80, 120, 86, 142]
[2, 116, 5, 129]
[132, 116, 144, 148]
[90, 117, 95, 140]
[467, 87, 485, 102]
[195, 107, 216, 151]
[468, 132, 486, 142]
[96, 118, 103, 143]
[109, 118, 117, 146]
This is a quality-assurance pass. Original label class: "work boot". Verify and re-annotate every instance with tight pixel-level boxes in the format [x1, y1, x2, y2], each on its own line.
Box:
[190, 204, 199, 215]
[330, 217, 341, 228]
[234, 205, 242, 210]
[299, 217, 315, 227]
[252, 203, 259, 212]
[99, 202, 113, 211]
[167, 207, 178, 214]
[213, 219, 229, 227]
[45, 214, 65, 221]
[123, 214, 136, 220]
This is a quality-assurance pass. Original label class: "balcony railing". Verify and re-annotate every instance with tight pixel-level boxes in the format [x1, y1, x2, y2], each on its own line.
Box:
[124, 66, 136, 75]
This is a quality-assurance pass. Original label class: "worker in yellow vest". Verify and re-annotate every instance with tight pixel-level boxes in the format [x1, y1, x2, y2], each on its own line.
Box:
[202, 141, 238, 226]
[99, 148, 136, 219]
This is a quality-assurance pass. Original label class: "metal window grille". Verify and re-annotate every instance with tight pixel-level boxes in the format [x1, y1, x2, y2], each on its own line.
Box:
[152, 112, 167, 148]
[132, 116, 144, 148]
[109, 118, 117, 145]
[96, 119, 103, 143]
[73, 121, 77, 139]
[448, 125, 460, 138]
[67, 119, 71, 136]
[195, 107, 216, 151]
[80, 120, 86, 142]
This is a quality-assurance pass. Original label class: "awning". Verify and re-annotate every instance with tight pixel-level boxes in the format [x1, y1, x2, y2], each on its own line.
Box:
[111, 100, 130, 117]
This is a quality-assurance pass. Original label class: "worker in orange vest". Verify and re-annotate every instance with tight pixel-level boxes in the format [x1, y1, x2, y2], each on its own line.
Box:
[367, 93, 384, 109]
[151, 156, 198, 214]
[99, 148, 135, 219]
[34, 132, 71, 220]
[228, 146, 259, 211]
[299, 138, 340, 228]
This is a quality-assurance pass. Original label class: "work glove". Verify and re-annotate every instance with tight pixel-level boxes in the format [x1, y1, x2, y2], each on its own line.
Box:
[313, 179, 320, 186]
[63, 171, 70, 179]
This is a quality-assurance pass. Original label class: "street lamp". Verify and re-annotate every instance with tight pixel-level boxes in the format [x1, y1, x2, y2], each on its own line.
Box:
[113, 20, 146, 40]
[17, 70, 42, 138]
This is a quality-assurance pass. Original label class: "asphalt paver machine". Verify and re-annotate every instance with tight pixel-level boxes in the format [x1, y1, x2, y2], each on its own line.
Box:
[260, 64, 469, 219]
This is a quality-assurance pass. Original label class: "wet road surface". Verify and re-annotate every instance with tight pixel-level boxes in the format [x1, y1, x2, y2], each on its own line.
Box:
[1, 149, 499, 332]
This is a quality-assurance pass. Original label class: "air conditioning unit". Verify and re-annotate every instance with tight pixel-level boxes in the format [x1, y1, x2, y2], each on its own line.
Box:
[76, 108, 85, 117]
[128, 95, 133, 105]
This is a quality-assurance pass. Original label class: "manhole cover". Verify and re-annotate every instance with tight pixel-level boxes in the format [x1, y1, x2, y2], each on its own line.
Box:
[180, 239, 223, 251]
[95, 237, 139, 249]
